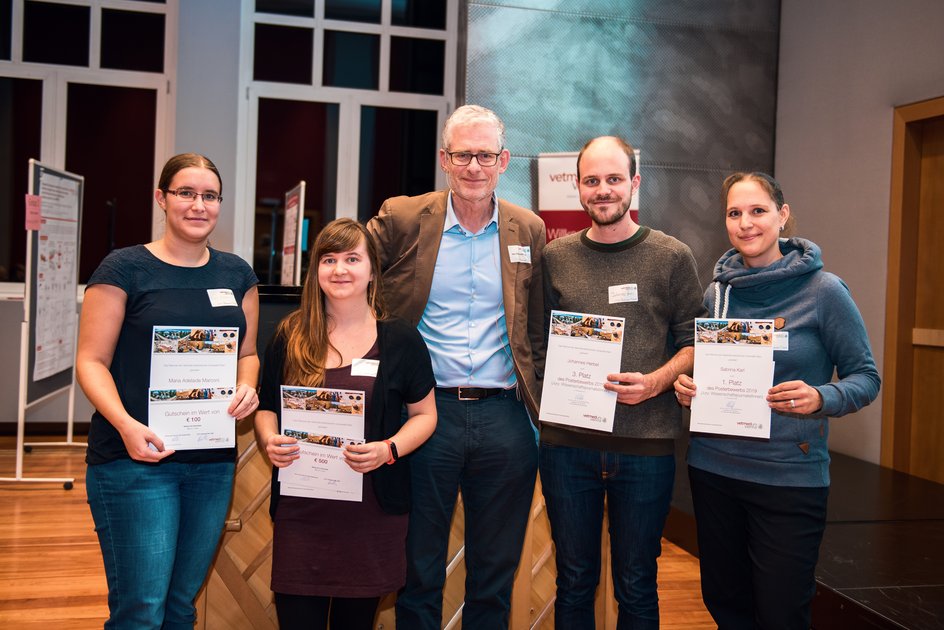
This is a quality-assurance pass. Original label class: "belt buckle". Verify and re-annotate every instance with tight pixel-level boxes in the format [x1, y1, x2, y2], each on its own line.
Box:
[457, 386, 478, 401]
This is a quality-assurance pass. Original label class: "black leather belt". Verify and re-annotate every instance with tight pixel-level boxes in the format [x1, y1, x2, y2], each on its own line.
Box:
[437, 386, 506, 401]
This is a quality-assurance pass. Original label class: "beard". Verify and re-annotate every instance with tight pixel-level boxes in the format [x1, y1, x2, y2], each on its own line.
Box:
[584, 195, 632, 226]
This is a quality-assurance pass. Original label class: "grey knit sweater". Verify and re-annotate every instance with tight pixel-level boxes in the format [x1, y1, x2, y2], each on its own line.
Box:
[541, 227, 706, 455]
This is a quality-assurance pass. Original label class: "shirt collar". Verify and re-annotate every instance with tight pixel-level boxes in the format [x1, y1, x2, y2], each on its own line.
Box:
[444, 191, 499, 235]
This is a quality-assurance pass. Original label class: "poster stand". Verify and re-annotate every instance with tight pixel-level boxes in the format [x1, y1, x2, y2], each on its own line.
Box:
[0, 160, 85, 490]
[280, 181, 306, 286]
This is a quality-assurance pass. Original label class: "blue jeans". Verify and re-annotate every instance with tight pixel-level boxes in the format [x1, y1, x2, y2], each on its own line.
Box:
[539, 444, 675, 630]
[86, 459, 235, 629]
[396, 389, 538, 630]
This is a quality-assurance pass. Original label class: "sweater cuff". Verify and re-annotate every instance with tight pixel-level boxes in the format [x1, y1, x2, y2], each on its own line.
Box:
[816, 384, 841, 416]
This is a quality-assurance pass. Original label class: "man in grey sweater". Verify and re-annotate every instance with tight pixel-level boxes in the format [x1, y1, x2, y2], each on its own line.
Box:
[540, 135, 705, 629]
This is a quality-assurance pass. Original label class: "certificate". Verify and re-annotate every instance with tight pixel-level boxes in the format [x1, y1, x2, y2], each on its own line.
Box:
[148, 326, 239, 449]
[539, 310, 625, 432]
[148, 388, 237, 449]
[277, 386, 366, 502]
[690, 318, 776, 439]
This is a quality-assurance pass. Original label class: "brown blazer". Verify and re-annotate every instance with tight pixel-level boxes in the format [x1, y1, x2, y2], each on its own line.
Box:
[366, 190, 547, 420]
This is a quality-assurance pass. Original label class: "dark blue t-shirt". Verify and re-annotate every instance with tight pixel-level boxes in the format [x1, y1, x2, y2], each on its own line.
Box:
[85, 245, 258, 465]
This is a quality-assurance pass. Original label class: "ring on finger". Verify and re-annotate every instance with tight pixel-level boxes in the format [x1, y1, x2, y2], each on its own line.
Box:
[790, 399, 796, 409]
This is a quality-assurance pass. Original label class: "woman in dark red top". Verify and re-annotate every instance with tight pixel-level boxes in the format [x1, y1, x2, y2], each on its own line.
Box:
[255, 218, 436, 630]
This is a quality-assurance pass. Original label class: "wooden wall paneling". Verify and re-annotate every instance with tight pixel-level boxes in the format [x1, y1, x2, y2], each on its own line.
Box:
[197, 418, 278, 629]
[907, 114, 944, 483]
[881, 97, 944, 470]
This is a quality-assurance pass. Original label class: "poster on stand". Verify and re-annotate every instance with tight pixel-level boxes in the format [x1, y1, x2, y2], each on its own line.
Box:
[280, 181, 306, 286]
[30, 168, 82, 381]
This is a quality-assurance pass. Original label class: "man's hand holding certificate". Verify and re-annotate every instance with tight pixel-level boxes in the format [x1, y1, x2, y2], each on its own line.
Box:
[148, 326, 239, 449]
[540, 311, 625, 432]
[690, 318, 776, 439]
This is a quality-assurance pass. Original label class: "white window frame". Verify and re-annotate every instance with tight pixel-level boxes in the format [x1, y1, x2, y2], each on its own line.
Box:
[233, 0, 458, 262]
[0, 0, 178, 296]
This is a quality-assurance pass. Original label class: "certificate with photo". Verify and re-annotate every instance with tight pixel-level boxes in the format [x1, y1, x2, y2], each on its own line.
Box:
[148, 326, 239, 449]
[690, 318, 776, 439]
[148, 387, 237, 449]
[539, 310, 625, 433]
[278, 386, 367, 502]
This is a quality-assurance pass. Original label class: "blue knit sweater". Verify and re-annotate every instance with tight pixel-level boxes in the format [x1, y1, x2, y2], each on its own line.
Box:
[687, 238, 880, 487]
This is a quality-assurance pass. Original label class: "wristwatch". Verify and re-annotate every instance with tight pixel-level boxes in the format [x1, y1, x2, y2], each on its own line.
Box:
[384, 439, 399, 465]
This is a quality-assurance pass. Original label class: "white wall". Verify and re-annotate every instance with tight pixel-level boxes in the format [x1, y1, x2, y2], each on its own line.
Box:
[776, 0, 944, 463]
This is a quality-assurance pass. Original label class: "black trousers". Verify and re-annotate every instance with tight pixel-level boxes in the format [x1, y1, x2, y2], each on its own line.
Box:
[689, 466, 828, 630]
[274, 592, 380, 630]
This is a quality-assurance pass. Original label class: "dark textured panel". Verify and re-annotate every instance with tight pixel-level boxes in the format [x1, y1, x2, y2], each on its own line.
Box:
[828, 585, 944, 630]
[817, 521, 944, 589]
[465, 1, 778, 286]
[466, 4, 777, 167]
[469, 0, 779, 30]
[827, 452, 944, 522]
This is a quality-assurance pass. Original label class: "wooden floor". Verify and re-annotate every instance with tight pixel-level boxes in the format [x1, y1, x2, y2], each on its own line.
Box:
[0, 437, 714, 629]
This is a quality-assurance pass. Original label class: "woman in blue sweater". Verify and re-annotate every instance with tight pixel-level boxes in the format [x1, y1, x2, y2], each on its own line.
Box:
[674, 172, 880, 630]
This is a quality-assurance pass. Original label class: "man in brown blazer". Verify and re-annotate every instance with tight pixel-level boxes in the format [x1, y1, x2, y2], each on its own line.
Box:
[367, 105, 546, 630]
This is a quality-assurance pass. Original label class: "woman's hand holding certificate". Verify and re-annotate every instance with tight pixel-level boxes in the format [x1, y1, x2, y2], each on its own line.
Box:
[688, 318, 776, 439]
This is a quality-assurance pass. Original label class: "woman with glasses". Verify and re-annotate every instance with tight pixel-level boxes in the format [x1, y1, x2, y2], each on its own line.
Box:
[673, 172, 880, 629]
[255, 218, 437, 630]
[76, 153, 260, 628]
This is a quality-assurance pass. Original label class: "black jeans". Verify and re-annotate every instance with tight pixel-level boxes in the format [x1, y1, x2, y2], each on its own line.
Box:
[689, 466, 828, 630]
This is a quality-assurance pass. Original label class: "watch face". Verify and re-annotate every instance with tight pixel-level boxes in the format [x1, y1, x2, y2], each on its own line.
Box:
[390, 441, 399, 460]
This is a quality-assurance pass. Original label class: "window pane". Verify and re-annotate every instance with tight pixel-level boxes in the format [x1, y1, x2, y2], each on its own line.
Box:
[392, 0, 446, 30]
[0, 78, 42, 282]
[101, 9, 165, 73]
[255, 98, 339, 283]
[23, 1, 90, 67]
[323, 31, 378, 90]
[256, 0, 313, 17]
[66, 83, 156, 283]
[254, 23, 313, 84]
[325, 0, 380, 24]
[390, 36, 444, 95]
[1, 0, 11, 60]
[358, 106, 437, 221]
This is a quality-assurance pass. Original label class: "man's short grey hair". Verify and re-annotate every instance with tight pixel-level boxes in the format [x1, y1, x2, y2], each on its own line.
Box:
[441, 105, 506, 150]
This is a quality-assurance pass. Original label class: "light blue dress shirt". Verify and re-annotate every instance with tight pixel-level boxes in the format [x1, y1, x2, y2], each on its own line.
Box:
[417, 193, 516, 389]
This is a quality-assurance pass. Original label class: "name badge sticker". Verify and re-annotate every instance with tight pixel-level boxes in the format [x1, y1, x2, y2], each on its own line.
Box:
[608, 283, 638, 304]
[207, 288, 237, 308]
[508, 245, 531, 264]
[351, 359, 380, 377]
[773, 331, 789, 351]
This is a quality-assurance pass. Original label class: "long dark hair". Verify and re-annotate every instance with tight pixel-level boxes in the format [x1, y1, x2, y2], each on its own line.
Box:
[277, 219, 386, 387]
